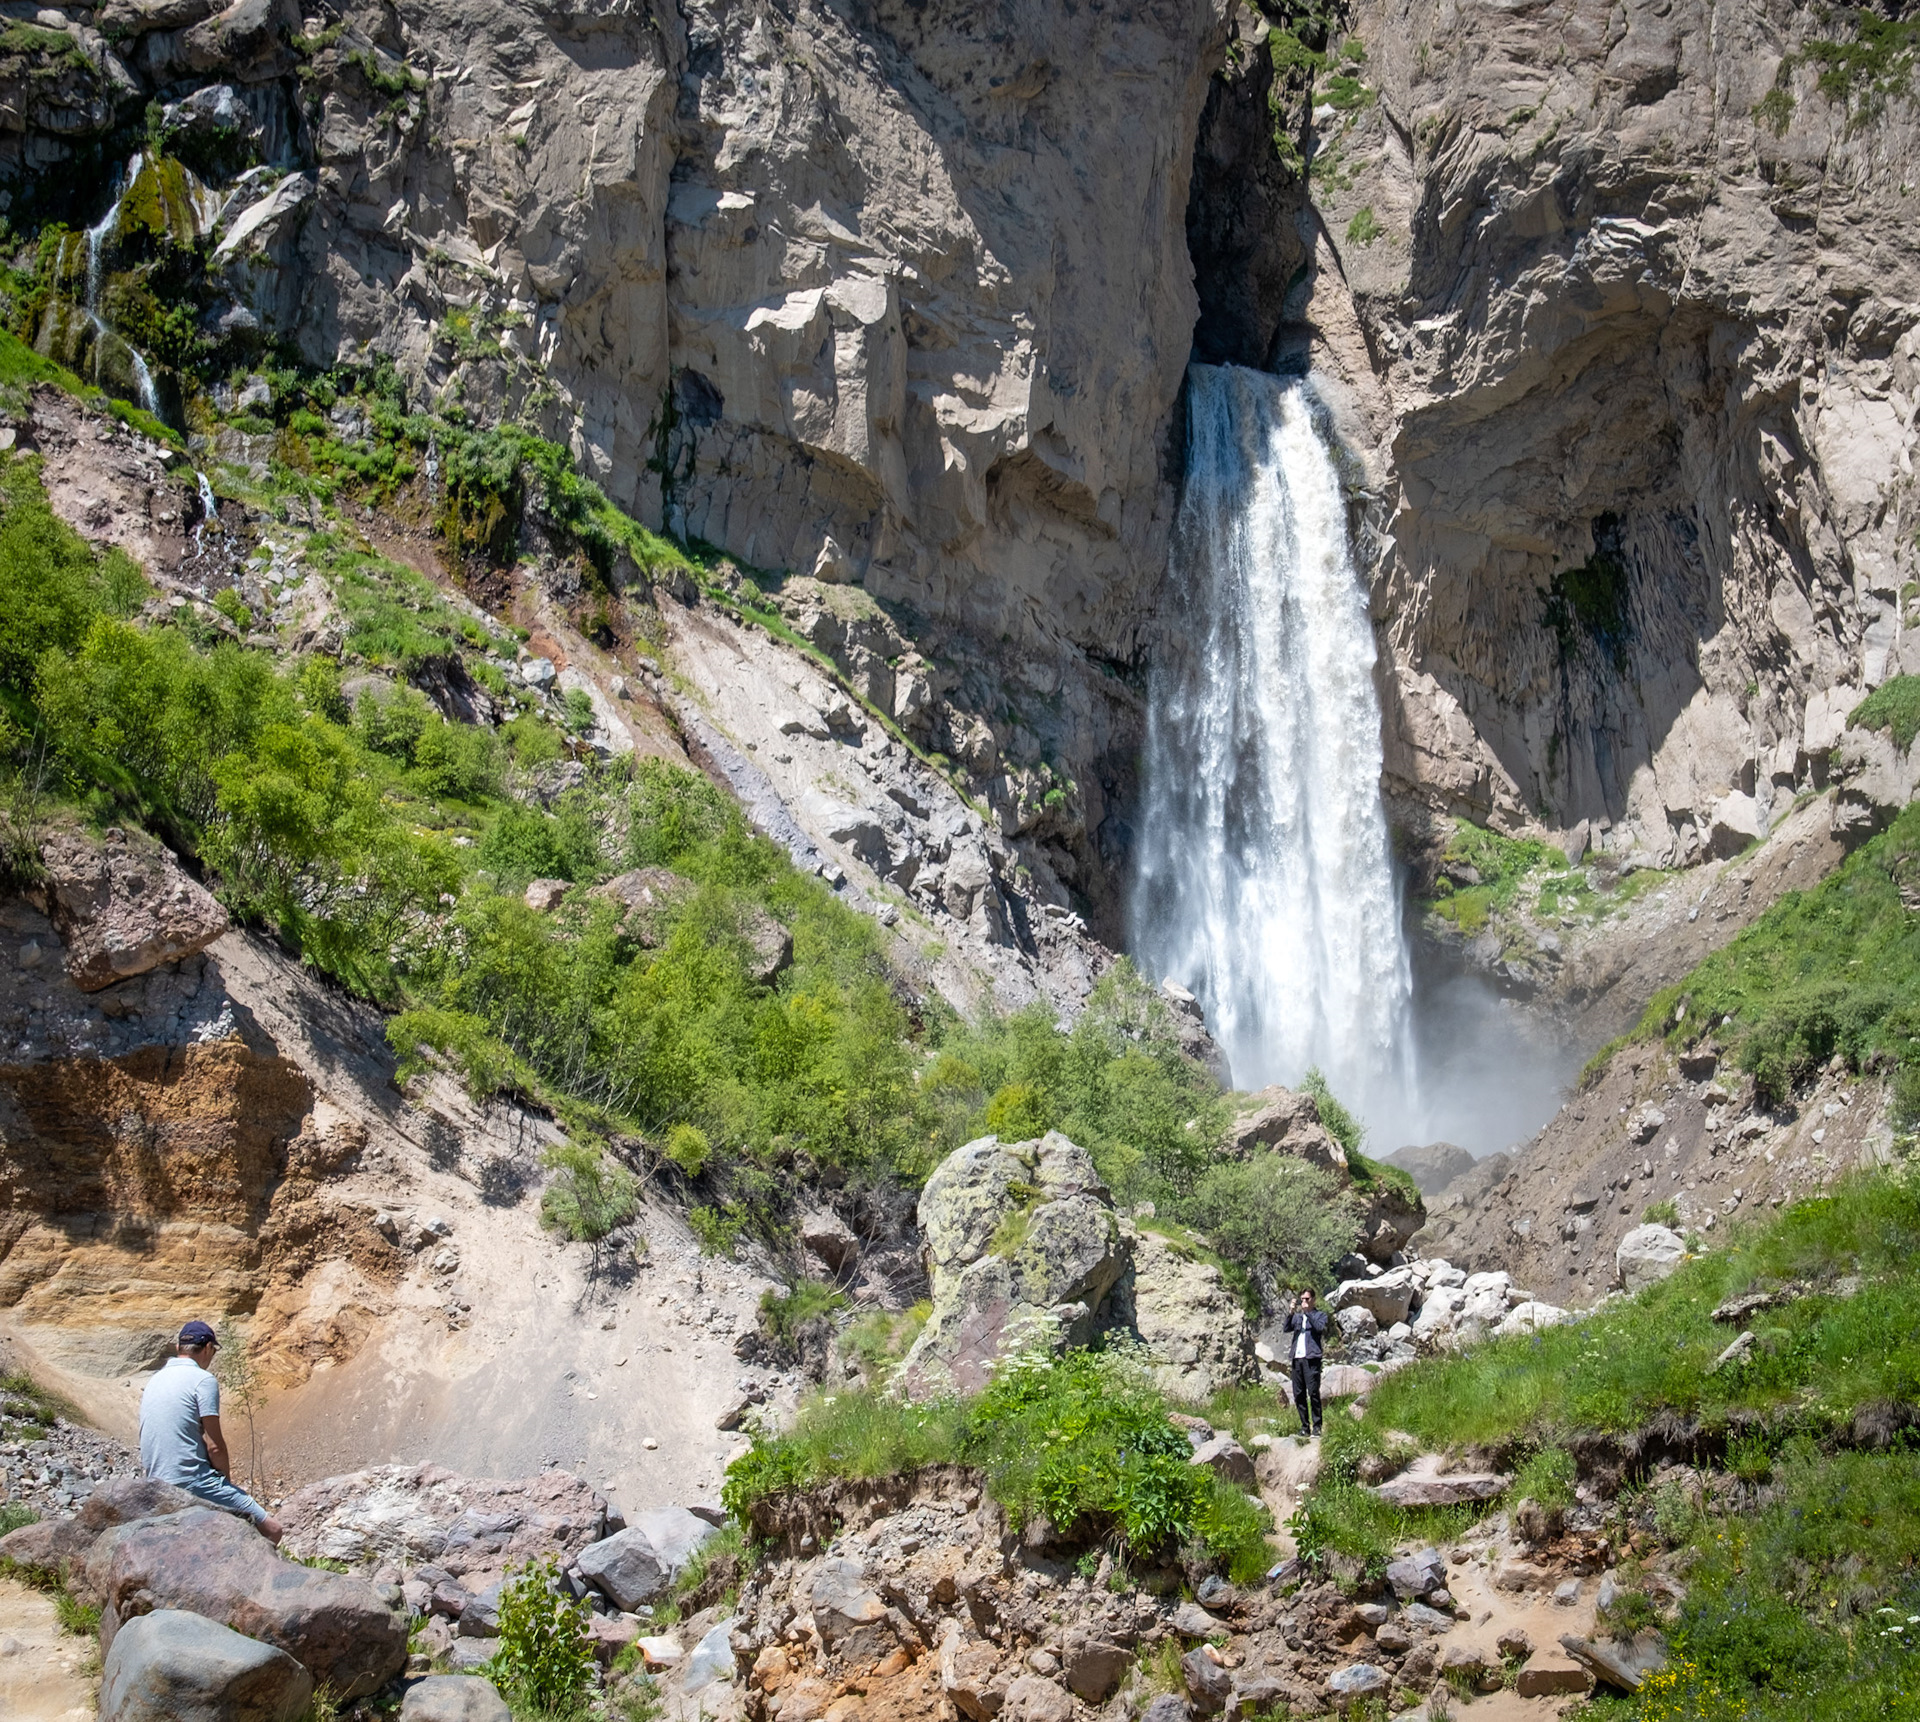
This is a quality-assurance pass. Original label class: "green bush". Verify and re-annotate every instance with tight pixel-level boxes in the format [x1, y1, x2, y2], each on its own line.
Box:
[478, 802, 599, 885]
[0, 1502, 37, 1534]
[1638, 803, 1920, 1105]
[487, 1557, 593, 1715]
[724, 1347, 1273, 1580]
[664, 1122, 711, 1176]
[1849, 675, 1920, 750]
[759, 1279, 846, 1343]
[1172, 1152, 1359, 1298]
[1510, 1445, 1576, 1511]
[539, 1142, 639, 1242]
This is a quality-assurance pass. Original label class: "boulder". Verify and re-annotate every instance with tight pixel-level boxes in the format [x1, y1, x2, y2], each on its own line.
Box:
[684, 1617, 741, 1692]
[941, 1635, 1006, 1721]
[799, 1210, 860, 1271]
[37, 826, 230, 991]
[1181, 1647, 1232, 1714]
[1225, 1086, 1347, 1170]
[1381, 1142, 1475, 1197]
[1517, 1664, 1594, 1696]
[1334, 1304, 1378, 1344]
[587, 1613, 640, 1665]
[89, 1508, 408, 1698]
[277, 1465, 608, 1577]
[1494, 1301, 1573, 1337]
[1559, 1631, 1667, 1692]
[1061, 1637, 1130, 1702]
[1323, 1663, 1388, 1696]
[100, 1607, 312, 1722]
[1140, 1698, 1189, 1722]
[1170, 1602, 1225, 1638]
[1188, 1435, 1255, 1488]
[1124, 1229, 1256, 1402]
[81, 1477, 203, 1531]
[523, 879, 570, 912]
[1706, 791, 1766, 858]
[1357, 1179, 1426, 1264]
[1439, 1644, 1502, 1692]
[899, 1133, 1126, 1396]
[1383, 1549, 1446, 1601]
[1616, 1225, 1686, 1292]
[1370, 1458, 1508, 1508]
[400, 1675, 513, 1722]
[575, 1508, 717, 1610]
[1493, 1560, 1552, 1592]
[808, 1557, 887, 1646]
[1002, 1673, 1075, 1722]
[1330, 1269, 1415, 1327]
[0, 1512, 94, 1577]
[1495, 1627, 1534, 1660]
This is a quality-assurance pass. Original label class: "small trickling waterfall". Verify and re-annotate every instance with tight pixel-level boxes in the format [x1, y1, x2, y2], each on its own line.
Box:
[1133, 364, 1421, 1136]
[82, 155, 161, 417]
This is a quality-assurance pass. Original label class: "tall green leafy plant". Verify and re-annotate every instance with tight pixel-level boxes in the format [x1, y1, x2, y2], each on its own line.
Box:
[487, 1557, 593, 1715]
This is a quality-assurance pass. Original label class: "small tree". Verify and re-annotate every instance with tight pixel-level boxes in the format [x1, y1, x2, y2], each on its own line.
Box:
[213, 1321, 264, 1496]
[488, 1557, 593, 1715]
[1175, 1152, 1360, 1304]
[539, 1141, 639, 1243]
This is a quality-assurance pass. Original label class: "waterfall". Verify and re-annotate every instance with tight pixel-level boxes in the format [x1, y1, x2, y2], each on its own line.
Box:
[1132, 364, 1421, 1138]
[193, 471, 219, 554]
[81, 155, 162, 418]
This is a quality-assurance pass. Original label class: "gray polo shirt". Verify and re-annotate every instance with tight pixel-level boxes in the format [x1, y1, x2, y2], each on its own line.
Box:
[139, 1356, 220, 1485]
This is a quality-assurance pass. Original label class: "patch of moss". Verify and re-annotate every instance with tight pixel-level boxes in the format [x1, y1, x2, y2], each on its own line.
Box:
[1543, 511, 1631, 669]
[1849, 675, 1920, 751]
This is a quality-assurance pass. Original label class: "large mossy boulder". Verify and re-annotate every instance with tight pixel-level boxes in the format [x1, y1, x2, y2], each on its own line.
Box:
[898, 1132, 1253, 1400]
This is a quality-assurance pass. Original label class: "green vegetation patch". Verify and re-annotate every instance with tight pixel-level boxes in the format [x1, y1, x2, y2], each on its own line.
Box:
[1636, 801, 1920, 1106]
[1360, 1164, 1920, 1449]
[1802, 9, 1920, 129]
[723, 1346, 1273, 1581]
[1849, 674, 1920, 751]
[1424, 817, 1569, 934]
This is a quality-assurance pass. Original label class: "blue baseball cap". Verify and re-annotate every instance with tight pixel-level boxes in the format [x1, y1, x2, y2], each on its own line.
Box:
[178, 1321, 218, 1347]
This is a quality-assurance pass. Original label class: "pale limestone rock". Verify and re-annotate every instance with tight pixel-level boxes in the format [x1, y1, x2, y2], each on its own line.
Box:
[1615, 1224, 1687, 1292]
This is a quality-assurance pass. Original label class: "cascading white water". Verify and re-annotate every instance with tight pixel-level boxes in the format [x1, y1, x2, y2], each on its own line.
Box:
[1133, 364, 1421, 1137]
[82, 154, 162, 418]
[193, 470, 219, 555]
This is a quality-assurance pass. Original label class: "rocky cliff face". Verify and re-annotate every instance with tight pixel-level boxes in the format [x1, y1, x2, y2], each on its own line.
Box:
[1255, 0, 1920, 869]
[18, 0, 1918, 912]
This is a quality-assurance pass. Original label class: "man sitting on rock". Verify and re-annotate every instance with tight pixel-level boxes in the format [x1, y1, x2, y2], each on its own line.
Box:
[1282, 1288, 1329, 1438]
[138, 1320, 283, 1543]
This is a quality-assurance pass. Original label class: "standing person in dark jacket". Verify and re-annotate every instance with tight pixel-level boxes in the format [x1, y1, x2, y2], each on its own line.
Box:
[1281, 1288, 1330, 1437]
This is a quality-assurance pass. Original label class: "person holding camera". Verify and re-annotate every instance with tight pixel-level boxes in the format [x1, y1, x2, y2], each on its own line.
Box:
[1281, 1287, 1330, 1437]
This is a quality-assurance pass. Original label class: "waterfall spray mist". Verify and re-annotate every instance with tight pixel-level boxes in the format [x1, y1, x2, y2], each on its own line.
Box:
[1132, 365, 1422, 1141]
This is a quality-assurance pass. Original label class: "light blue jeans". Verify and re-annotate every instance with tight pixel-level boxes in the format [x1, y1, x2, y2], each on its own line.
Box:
[179, 1470, 268, 1525]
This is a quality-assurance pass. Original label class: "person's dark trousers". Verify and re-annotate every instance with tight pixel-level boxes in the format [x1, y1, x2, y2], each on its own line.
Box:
[1291, 1356, 1323, 1436]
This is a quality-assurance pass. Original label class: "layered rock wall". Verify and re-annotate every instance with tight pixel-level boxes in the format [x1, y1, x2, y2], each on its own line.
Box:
[13, 0, 1920, 904]
[1260, 0, 1920, 868]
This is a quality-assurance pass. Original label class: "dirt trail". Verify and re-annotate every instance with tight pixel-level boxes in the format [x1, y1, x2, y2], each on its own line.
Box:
[0, 1577, 96, 1722]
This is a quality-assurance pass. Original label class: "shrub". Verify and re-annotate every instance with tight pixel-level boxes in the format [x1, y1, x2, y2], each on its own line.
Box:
[487, 1557, 593, 1715]
[664, 1122, 712, 1177]
[353, 683, 434, 763]
[1301, 1067, 1363, 1158]
[1644, 1197, 1681, 1226]
[759, 1279, 846, 1342]
[1173, 1152, 1359, 1298]
[984, 1080, 1050, 1140]
[726, 1347, 1273, 1580]
[539, 1141, 639, 1242]
[1510, 1445, 1576, 1511]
